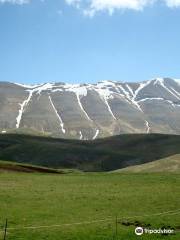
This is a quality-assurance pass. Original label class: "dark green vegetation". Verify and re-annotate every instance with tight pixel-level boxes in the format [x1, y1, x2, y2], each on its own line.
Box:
[0, 160, 63, 174]
[0, 134, 180, 171]
[0, 134, 179, 240]
[0, 172, 179, 240]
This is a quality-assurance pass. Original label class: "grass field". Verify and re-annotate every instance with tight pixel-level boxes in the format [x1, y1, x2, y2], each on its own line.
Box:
[0, 172, 179, 239]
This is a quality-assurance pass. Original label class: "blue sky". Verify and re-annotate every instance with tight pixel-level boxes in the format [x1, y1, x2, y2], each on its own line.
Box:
[0, 0, 180, 84]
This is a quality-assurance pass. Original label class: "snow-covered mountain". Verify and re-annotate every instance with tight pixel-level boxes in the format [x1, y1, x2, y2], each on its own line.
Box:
[0, 77, 180, 139]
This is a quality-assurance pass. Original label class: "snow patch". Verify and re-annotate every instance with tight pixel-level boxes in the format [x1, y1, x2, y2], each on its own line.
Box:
[14, 83, 41, 89]
[35, 83, 55, 94]
[116, 82, 151, 112]
[126, 84, 134, 96]
[97, 80, 116, 88]
[64, 84, 88, 97]
[16, 83, 55, 129]
[138, 97, 165, 102]
[93, 129, 99, 140]
[65, 85, 92, 121]
[118, 85, 131, 99]
[79, 131, 83, 140]
[94, 85, 116, 120]
[49, 96, 66, 134]
[170, 87, 180, 98]
[134, 80, 151, 99]
[154, 78, 180, 100]
[145, 120, 150, 133]
[174, 79, 180, 86]
[137, 97, 178, 108]
[16, 90, 34, 128]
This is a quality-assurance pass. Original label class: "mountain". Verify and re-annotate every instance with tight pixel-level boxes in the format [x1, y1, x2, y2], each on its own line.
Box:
[0, 134, 180, 171]
[0, 77, 180, 140]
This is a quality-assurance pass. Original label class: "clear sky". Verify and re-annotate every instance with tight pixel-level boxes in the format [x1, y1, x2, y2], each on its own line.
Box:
[0, 0, 180, 84]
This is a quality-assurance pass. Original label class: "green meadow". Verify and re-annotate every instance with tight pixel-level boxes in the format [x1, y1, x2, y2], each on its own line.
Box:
[0, 172, 179, 240]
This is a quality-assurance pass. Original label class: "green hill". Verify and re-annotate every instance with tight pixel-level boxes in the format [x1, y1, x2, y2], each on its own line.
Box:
[112, 154, 180, 173]
[0, 133, 180, 171]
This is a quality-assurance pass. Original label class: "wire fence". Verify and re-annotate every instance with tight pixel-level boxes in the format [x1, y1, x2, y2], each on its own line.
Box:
[1, 208, 180, 233]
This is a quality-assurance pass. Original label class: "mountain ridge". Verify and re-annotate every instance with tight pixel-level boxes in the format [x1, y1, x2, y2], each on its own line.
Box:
[0, 77, 180, 139]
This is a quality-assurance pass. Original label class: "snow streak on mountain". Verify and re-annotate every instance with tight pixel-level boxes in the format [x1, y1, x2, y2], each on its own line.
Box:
[0, 78, 180, 139]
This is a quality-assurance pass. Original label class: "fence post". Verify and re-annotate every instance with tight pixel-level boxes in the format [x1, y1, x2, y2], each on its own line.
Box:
[115, 215, 118, 239]
[3, 219, 8, 240]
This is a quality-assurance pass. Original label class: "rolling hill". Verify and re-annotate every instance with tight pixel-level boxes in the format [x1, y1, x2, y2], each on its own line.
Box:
[112, 154, 180, 173]
[0, 160, 62, 174]
[0, 133, 180, 171]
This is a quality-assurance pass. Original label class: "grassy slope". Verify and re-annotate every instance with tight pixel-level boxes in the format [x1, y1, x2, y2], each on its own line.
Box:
[0, 160, 63, 174]
[0, 172, 179, 240]
[113, 154, 180, 173]
[0, 133, 180, 171]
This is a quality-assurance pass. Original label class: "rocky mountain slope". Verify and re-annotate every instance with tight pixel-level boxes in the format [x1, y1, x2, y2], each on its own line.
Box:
[0, 78, 180, 139]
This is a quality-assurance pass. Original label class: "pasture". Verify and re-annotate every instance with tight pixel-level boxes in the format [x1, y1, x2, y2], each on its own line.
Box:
[0, 172, 179, 239]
